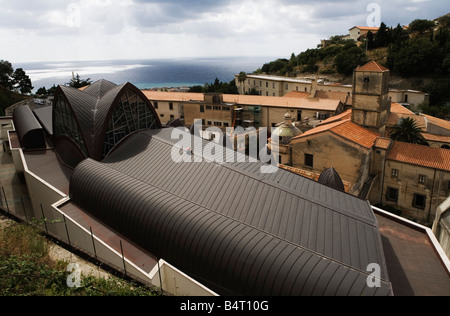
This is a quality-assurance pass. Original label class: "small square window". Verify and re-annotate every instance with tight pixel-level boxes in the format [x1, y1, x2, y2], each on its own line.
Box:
[386, 187, 398, 203]
[304, 154, 313, 168]
[418, 175, 427, 184]
[412, 194, 426, 209]
[392, 169, 399, 178]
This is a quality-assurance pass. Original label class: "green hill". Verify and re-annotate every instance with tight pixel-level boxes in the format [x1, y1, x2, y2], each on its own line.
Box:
[0, 85, 29, 116]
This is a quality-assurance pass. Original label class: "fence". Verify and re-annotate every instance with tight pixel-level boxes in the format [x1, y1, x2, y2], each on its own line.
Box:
[0, 184, 217, 296]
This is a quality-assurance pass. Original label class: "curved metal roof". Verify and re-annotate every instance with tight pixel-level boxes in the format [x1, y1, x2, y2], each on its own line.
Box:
[53, 80, 162, 161]
[318, 167, 346, 193]
[69, 128, 393, 296]
[12, 104, 46, 150]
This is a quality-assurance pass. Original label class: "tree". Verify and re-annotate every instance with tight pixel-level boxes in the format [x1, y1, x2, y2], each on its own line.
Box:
[68, 73, 92, 88]
[334, 43, 367, 75]
[374, 22, 390, 48]
[36, 87, 48, 96]
[0, 60, 14, 90]
[366, 31, 375, 50]
[409, 19, 435, 34]
[12, 68, 33, 94]
[238, 71, 247, 94]
[389, 117, 429, 145]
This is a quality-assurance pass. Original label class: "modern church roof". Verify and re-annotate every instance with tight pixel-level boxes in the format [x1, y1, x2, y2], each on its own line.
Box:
[69, 128, 393, 296]
[52, 79, 161, 166]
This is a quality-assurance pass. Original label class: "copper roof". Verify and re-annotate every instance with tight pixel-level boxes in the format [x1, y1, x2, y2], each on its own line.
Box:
[387, 141, 450, 171]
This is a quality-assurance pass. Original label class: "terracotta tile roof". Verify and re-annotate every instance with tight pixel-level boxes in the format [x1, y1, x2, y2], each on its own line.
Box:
[391, 103, 414, 115]
[387, 141, 450, 171]
[422, 114, 450, 132]
[317, 109, 352, 126]
[351, 26, 380, 31]
[142, 90, 204, 102]
[314, 90, 350, 104]
[283, 91, 310, 98]
[387, 112, 427, 131]
[222, 94, 341, 111]
[293, 119, 380, 149]
[374, 137, 392, 149]
[142, 91, 342, 111]
[422, 133, 450, 144]
[356, 61, 389, 72]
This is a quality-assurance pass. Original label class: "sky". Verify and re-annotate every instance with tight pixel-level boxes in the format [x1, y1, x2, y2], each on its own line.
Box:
[0, 0, 449, 63]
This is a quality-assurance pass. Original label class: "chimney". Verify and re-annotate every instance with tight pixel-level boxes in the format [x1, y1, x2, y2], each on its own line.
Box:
[309, 76, 318, 99]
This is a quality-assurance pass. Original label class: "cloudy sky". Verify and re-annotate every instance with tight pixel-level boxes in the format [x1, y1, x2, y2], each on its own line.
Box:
[1, 0, 448, 63]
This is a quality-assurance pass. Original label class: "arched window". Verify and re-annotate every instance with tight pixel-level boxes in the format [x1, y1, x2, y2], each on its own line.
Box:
[53, 94, 88, 156]
[103, 90, 158, 157]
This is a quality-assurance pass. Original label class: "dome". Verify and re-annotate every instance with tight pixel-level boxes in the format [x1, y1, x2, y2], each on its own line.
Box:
[318, 167, 345, 192]
[271, 112, 302, 145]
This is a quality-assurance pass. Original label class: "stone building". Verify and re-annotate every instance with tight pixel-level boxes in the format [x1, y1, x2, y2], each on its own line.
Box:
[270, 61, 450, 225]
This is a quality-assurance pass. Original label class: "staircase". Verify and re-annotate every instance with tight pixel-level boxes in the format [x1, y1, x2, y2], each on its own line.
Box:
[359, 174, 377, 200]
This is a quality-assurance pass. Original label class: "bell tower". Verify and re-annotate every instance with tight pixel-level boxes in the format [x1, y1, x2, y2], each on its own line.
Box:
[351, 61, 391, 135]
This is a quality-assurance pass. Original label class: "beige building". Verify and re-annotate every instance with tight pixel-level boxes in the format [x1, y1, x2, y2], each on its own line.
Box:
[141, 90, 203, 124]
[143, 90, 344, 131]
[234, 74, 428, 109]
[347, 26, 380, 41]
[272, 61, 450, 225]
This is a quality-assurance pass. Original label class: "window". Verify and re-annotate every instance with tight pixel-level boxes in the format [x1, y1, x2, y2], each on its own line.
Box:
[224, 122, 229, 127]
[418, 174, 427, 185]
[286, 84, 289, 90]
[206, 106, 212, 110]
[391, 169, 399, 178]
[386, 187, 399, 203]
[304, 154, 314, 168]
[214, 122, 222, 127]
[200, 105, 205, 113]
[412, 194, 426, 209]
[169, 103, 173, 110]
[266, 92, 269, 96]
[153, 102, 158, 109]
[222, 106, 230, 111]
[103, 91, 158, 158]
[160, 114, 164, 118]
[213, 106, 221, 111]
[266, 82, 269, 88]
[53, 94, 88, 156]
[170, 115, 174, 120]
[207, 121, 212, 126]
[273, 83, 275, 89]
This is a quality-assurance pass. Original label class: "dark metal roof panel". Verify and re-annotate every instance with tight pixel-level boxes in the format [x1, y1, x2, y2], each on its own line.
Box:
[69, 129, 392, 295]
[99, 130, 387, 273]
[33, 106, 53, 135]
[12, 104, 46, 150]
[83, 79, 118, 99]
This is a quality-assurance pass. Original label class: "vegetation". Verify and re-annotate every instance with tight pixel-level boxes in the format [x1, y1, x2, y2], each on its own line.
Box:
[189, 77, 238, 94]
[0, 220, 159, 296]
[248, 14, 450, 117]
[389, 117, 429, 145]
[67, 73, 92, 89]
[0, 60, 33, 115]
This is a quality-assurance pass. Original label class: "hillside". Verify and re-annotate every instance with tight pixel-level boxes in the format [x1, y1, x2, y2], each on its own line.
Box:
[251, 14, 450, 116]
[258, 15, 446, 74]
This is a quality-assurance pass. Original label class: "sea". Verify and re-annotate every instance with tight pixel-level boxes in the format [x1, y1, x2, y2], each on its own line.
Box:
[15, 57, 273, 93]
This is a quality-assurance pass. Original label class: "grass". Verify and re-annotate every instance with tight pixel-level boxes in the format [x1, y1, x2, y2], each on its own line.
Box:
[0, 219, 160, 296]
